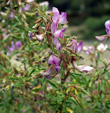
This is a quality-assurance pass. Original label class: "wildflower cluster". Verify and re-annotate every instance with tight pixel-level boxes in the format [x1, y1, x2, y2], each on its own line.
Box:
[0, 0, 110, 113]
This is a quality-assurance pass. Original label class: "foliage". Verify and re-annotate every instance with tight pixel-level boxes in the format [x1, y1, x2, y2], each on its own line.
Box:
[0, 0, 110, 113]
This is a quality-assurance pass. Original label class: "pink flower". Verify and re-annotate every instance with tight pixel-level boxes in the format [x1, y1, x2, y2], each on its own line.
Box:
[10, 12, 14, 19]
[16, 41, 22, 50]
[53, 28, 65, 38]
[74, 61, 94, 73]
[7, 41, 22, 55]
[42, 66, 60, 79]
[7, 41, 15, 55]
[36, 34, 44, 42]
[48, 55, 61, 66]
[40, 1, 49, 9]
[76, 41, 83, 53]
[71, 39, 83, 53]
[105, 20, 110, 36]
[53, 38, 62, 50]
[97, 43, 108, 52]
[76, 65, 94, 73]
[42, 67, 54, 79]
[26, 0, 34, 3]
[51, 21, 65, 38]
[51, 20, 57, 34]
[52, 7, 67, 24]
[28, 31, 33, 39]
[95, 35, 108, 42]
[23, 4, 30, 11]
[83, 46, 94, 55]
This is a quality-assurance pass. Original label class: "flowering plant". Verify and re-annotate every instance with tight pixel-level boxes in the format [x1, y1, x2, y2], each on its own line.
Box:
[0, 0, 110, 113]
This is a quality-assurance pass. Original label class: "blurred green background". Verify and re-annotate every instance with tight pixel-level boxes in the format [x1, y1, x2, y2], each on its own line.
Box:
[40, 0, 110, 40]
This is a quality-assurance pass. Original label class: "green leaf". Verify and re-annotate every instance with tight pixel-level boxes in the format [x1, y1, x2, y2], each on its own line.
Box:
[47, 80, 57, 88]
[70, 72, 83, 77]
[28, 68, 35, 77]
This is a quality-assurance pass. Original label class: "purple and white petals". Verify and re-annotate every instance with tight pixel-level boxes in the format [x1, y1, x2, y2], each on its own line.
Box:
[97, 43, 108, 52]
[95, 35, 108, 42]
[48, 55, 61, 66]
[105, 20, 110, 37]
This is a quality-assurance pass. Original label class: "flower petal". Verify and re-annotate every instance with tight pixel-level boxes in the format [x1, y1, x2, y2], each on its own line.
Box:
[59, 12, 67, 24]
[54, 66, 60, 73]
[16, 41, 22, 50]
[95, 35, 108, 42]
[51, 21, 57, 34]
[52, 7, 60, 22]
[77, 65, 94, 73]
[97, 43, 108, 52]
[54, 28, 65, 38]
[48, 55, 61, 66]
[105, 20, 110, 37]
[40, 1, 49, 9]
[76, 41, 83, 53]
[36, 34, 44, 42]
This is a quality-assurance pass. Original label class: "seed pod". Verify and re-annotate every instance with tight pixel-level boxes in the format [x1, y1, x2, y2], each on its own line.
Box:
[35, 18, 42, 24]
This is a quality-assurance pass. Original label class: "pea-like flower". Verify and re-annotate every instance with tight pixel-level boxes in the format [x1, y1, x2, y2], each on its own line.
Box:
[10, 12, 14, 19]
[52, 7, 67, 24]
[26, 0, 34, 3]
[53, 38, 62, 50]
[95, 35, 108, 42]
[7, 41, 22, 55]
[36, 34, 44, 42]
[97, 43, 108, 52]
[83, 46, 94, 55]
[77, 65, 94, 73]
[51, 21, 65, 38]
[105, 20, 110, 37]
[71, 39, 83, 53]
[48, 55, 61, 66]
[7, 41, 15, 55]
[42, 66, 60, 79]
[23, 4, 30, 11]
[40, 1, 49, 9]
[16, 41, 22, 50]
[74, 61, 94, 73]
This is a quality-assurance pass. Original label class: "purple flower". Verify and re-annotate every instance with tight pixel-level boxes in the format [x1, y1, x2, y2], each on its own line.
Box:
[53, 38, 62, 50]
[76, 41, 83, 53]
[51, 20, 57, 34]
[52, 7, 67, 24]
[52, 7, 60, 22]
[83, 46, 94, 55]
[23, 4, 30, 11]
[42, 66, 60, 79]
[51, 21, 65, 38]
[40, 1, 49, 9]
[105, 20, 110, 36]
[7, 41, 15, 55]
[48, 55, 61, 66]
[7, 41, 22, 55]
[54, 28, 65, 38]
[42, 67, 54, 79]
[28, 31, 33, 39]
[16, 41, 22, 50]
[95, 35, 108, 42]
[71, 39, 83, 53]
[54, 66, 60, 73]
[59, 12, 67, 24]
[10, 12, 14, 19]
